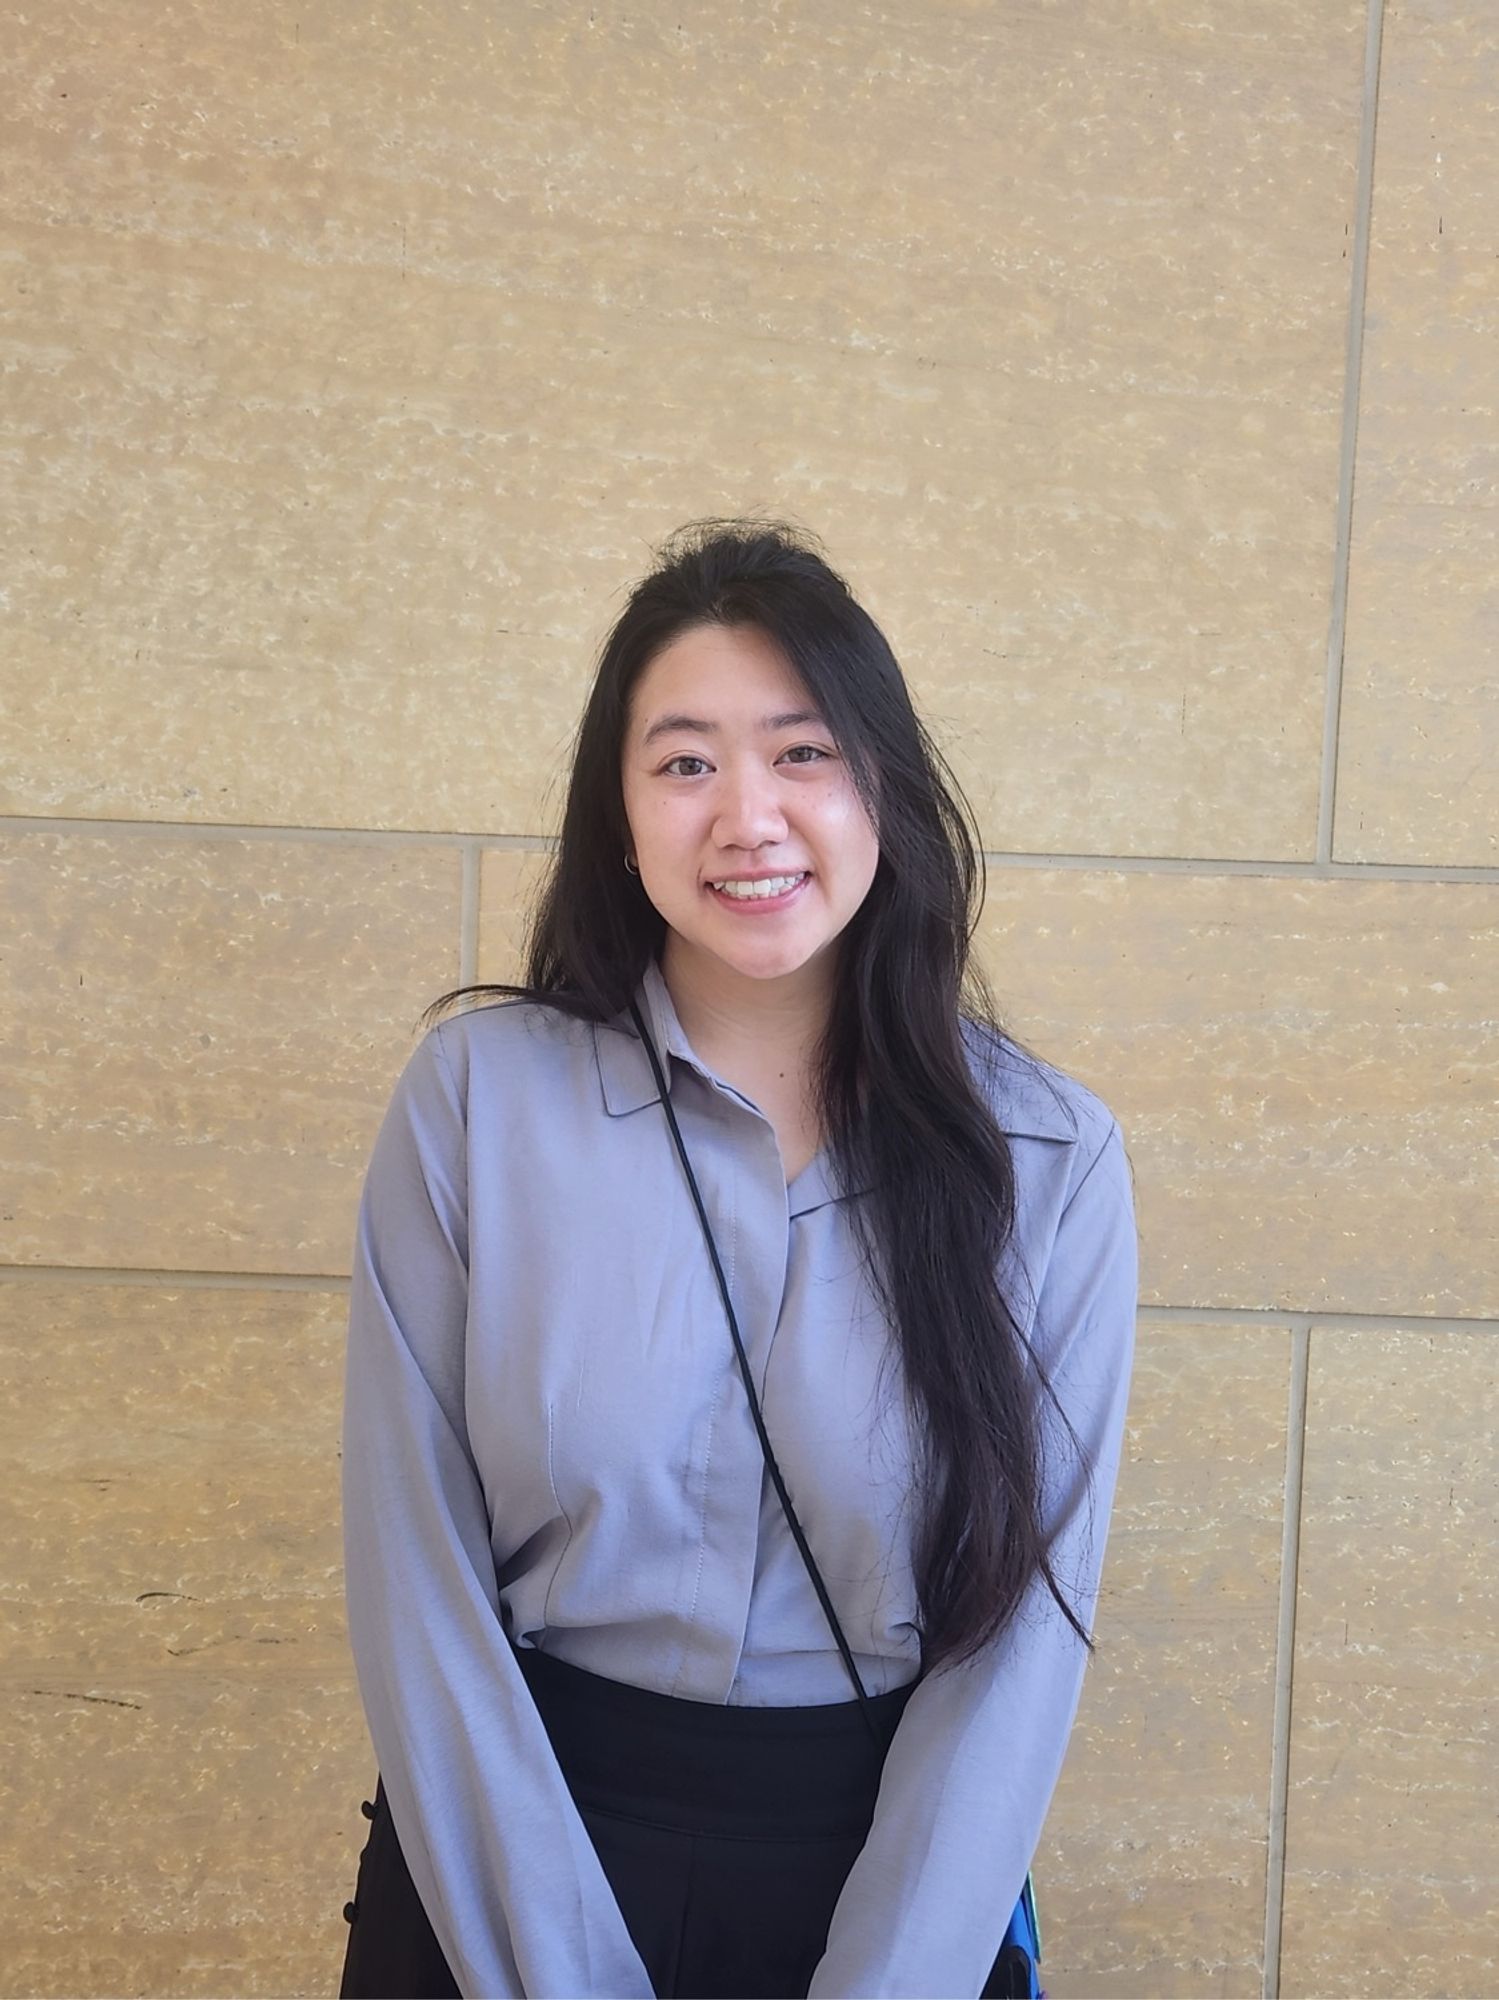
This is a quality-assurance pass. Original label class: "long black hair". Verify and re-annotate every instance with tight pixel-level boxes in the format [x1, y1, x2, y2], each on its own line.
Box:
[420, 514, 1098, 1677]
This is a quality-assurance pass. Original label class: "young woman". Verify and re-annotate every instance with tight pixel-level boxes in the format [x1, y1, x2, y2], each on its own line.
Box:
[337, 517, 1138, 2000]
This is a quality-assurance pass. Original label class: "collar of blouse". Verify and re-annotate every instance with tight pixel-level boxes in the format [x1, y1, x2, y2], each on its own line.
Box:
[590, 961, 1080, 1220]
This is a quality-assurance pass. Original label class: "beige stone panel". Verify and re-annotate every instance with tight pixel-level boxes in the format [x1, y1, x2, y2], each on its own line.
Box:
[1, 208, 1337, 861]
[2, 1661, 369, 1998]
[0, 1282, 370, 1995]
[476, 845, 560, 984]
[1038, 1320, 1290, 1999]
[0, 830, 461, 1272]
[976, 868, 1498, 1317]
[2, 2, 1364, 857]
[0, 1281, 347, 1677]
[0, 219, 602, 840]
[0, 1, 1368, 383]
[1282, 1329, 1499, 1999]
[1334, 8, 1499, 866]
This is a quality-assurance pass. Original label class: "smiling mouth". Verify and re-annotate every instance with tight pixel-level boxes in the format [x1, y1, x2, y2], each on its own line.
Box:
[705, 871, 811, 904]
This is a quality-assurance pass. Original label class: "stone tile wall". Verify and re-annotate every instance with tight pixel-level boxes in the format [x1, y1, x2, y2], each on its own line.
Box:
[3, 3, 1493, 1995]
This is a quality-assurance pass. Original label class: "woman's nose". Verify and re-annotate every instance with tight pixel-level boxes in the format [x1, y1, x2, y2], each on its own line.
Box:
[714, 765, 788, 845]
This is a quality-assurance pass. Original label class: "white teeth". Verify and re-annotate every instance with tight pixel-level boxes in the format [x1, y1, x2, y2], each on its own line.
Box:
[710, 872, 807, 899]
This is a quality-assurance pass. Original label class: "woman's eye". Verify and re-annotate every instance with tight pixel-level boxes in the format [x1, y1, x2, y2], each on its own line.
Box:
[659, 746, 831, 778]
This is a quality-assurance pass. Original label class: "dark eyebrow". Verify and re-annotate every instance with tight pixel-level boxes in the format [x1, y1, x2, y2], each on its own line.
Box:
[641, 708, 827, 747]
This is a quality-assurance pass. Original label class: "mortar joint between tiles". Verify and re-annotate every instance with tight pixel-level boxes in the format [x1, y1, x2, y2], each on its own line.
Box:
[1319, 0, 1389, 871]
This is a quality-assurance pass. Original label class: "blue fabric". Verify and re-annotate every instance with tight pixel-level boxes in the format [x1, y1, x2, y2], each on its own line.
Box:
[1001, 1873, 1043, 1994]
[342, 957, 1137, 1996]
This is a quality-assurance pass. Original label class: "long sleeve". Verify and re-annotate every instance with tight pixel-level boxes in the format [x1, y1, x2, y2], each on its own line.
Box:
[806, 1116, 1139, 1999]
[340, 1025, 655, 2000]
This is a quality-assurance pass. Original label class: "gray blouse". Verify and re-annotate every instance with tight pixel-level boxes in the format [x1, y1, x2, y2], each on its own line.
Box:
[341, 956, 1138, 1998]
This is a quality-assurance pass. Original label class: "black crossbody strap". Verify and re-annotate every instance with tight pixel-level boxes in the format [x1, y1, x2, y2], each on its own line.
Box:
[627, 996, 882, 1745]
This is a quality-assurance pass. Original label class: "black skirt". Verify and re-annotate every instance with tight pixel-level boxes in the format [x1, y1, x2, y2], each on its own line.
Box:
[339, 1640, 1029, 1999]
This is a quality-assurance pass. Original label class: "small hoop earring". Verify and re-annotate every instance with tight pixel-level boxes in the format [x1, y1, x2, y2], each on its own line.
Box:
[624, 853, 639, 875]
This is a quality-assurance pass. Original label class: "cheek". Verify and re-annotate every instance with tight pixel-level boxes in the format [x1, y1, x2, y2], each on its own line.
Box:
[645, 796, 702, 837]
[631, 793, 708, 867]
[816, 780, 880, 856]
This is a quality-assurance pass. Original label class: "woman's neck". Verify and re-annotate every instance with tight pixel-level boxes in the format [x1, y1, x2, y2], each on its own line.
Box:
[658, 937, 833, 1078]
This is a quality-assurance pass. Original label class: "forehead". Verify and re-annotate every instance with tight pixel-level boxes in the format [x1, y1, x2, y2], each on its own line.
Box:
[627, 623, 810, 726]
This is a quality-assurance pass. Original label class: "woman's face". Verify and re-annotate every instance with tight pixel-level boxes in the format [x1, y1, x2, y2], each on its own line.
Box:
[620, 622, 881, 989]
